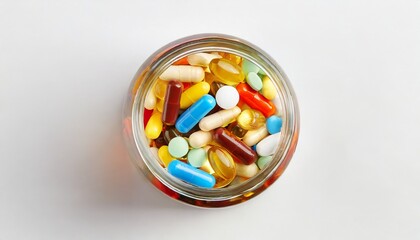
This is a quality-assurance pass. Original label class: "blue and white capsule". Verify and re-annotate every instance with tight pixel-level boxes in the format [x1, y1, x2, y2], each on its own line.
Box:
[168, 160, 216, 188]
[175, 94, 216, 133]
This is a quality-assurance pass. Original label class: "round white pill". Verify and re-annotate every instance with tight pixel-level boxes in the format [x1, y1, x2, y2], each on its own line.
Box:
[215, 86, 239, 109]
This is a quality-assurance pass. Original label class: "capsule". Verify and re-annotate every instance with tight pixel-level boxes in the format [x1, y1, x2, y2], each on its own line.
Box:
[213, 128, 258, 165]
[187, 53, 222, 67]
[145, 111, 163, 139]
[261, 76, 277, 100]
[209, 58, 245, 85]
[158, 145, 174, 167]
[154, 80, 168, 100]
[236, 83, 276, 117]
[208, 146, 236, 188]
[199, 107, 241, 131]
[237, 109, 266, 130]
[256, 132, 281, 156]
[219, 52, 242, 65]
[188, 130, 213, 148]
[175, 94, 216, 133]
[144, 88, 156, 110]
[227, 122, 248, 138]
[168, 160, 216, 188]
[235, 163, 259, 178]
[160, 65, 205, 82]
[180, 81, 210, 109]
[143, 108, 153, 127]
[242, 125, 269, 146]
[162, 81, 183, 125]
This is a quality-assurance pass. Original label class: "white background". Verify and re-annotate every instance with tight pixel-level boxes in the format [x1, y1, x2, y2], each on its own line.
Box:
[1, 0, 419, 239]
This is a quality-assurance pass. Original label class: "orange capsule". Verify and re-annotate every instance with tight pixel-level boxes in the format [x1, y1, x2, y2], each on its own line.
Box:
[236, 83, 276, 117]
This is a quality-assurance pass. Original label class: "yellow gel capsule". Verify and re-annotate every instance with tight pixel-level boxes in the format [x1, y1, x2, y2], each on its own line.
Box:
[261, 76, 277, 100]
[209, 58, 245, 85]
[219, 52, 242, 65]
[237, 109, 266, 130]
[208, 146, 236, 188]
[145, 111, 163, 139]
[158, 146, 174, 167]
[180, 82, 210, 109]
[154, 80, 168, 100]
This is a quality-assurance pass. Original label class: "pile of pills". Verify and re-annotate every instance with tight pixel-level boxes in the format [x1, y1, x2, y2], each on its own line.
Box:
[143, 52, 283, 188]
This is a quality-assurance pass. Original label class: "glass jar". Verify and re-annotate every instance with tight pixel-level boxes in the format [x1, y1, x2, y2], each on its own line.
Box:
[122, 34, 300, 207]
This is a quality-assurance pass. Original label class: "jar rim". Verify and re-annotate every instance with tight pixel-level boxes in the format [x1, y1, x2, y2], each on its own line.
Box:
[124, 33, 300, 207]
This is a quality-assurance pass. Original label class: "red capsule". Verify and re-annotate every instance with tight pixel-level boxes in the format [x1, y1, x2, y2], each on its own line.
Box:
[143, 108, 153, 127]
[236, 83, 276, 117]
[213, 128, 258, 165]
[162, 81, 183, 125]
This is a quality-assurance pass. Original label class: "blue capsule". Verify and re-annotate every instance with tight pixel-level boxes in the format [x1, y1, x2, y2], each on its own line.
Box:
[168, 160, 216, 188]
[266, 116, 283, 134]
[175, 94, 216, 133]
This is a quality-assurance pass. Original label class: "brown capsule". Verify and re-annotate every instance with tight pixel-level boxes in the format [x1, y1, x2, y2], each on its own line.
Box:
[162, 81, 183, 125]
[213, 128, 258, 165]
